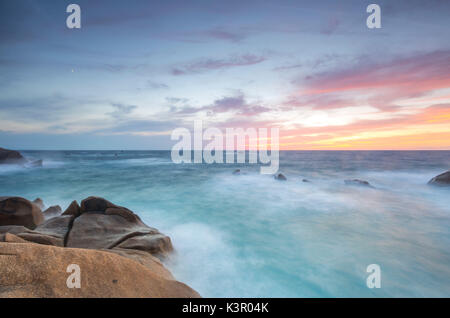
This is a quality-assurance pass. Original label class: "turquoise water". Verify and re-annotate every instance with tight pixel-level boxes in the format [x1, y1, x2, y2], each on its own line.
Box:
[1, 150, 449, 297]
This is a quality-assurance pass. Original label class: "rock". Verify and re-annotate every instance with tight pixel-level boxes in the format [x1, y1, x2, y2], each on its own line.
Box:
[302, 179, 310, 183]
[0, 197, 44, 229]
[344, 179, 373, 188]
[0, 242, 200, 297]
[33, 198, 45, 210]
[232, 169, 241, 175]
[66, 197, 172, 257]
[25, 159, 43, 168]
[106, 248, 174, 280]
[0, 225, 63, 246]
[0, 232, 28, 243]
[115, 233, 173, 258]
[274, 173, 287, 181]
[0, 147, 27, 164]
[0, 196, 199, 297]
[62, 200, 81, 217]
[428, 171, 450, 186]
[43, 205, 62, 219]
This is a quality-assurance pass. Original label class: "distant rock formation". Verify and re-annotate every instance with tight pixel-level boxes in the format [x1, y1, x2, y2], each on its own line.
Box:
[274, 173, 287, 181]
[344, 179, 374, 188]
[0, 147, 43, 167]
[428, 171, 450, 186]
[0, 148, 27, 164]
[0, 196, 200, 298]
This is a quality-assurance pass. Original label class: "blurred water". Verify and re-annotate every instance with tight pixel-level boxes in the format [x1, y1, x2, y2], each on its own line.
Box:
[0, 150, 449, 297]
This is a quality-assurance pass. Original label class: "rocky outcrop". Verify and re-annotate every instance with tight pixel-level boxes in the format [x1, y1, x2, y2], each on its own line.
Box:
[0, 148, 27, 164]
[0, 197, 44, 229]
[33, 198, 45, 210]
[344, 179, 373, 188]
[65, 197, 172, 258]
[62, 200, 81, 217]
[0, 148, 43, 167]
[0, 196, 198, 297]
[428, 171, 450, 186]
[0, 242, 200, 297]
[274, 173, 287, 181]
[43, 205, 62, 219]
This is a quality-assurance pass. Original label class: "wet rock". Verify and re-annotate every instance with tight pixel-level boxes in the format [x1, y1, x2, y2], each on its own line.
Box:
[0, 148, 27, 164]
[232, 169, 241, 175]
[0, 197, 44, 229]
[302, 179, 310, 183]
[344, 179, 373, 188]
[25, 160, 43, 168]
[274, 173, 287, 181]
[43, 205, 62, 219]
[66, 197, 172, 257]
[428, 171, 450, 186]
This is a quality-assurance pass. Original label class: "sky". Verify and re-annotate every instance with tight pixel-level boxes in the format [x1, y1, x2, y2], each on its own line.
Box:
[0, 0, 449, 150]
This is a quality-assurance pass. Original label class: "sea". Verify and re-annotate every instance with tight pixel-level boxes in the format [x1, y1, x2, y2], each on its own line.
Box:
[0, 150, 449, 297]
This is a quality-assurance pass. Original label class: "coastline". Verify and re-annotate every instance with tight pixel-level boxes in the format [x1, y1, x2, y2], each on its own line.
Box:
[0, 196, 200, 298]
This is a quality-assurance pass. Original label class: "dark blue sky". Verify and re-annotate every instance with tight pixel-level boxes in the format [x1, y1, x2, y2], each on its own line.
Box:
[1, 0, 449, 149]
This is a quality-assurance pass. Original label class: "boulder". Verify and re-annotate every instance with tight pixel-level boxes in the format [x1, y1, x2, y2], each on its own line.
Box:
[428, 171, 450, 186]
[62, 200, 81, 217]
[0, 196, 200, 298]
[0, 242, 200, 298]
[274, 173, 287, 181]
[66, 197, 172, 257]
[0, 197, 44, 229]
[0, 147, 27, 164]
[0, 232, 29, 243]
[43, 205, 62, 219]
[0, 225, 63, 246]
[33, 198, 45, 210]
[344, 179, 373, 188]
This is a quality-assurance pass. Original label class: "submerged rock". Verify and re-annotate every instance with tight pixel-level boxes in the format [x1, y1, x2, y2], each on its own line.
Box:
[274, 173, 287, 181]
[0, 197, 44, 229]
[0, 147, 27, 164]
[26, 159, 43, 168]
[428, 171, 450, 186]
[344, 179, 373, 188]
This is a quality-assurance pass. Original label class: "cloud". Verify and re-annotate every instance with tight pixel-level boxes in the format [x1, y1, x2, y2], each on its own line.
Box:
[171, 54, 266, 75]
[290, 50, 450, 112]
[147, 81, 169, 89]
[107, 103, 138, 119]
[95, 119, 179, 135]
[176, 94, 271, 117]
